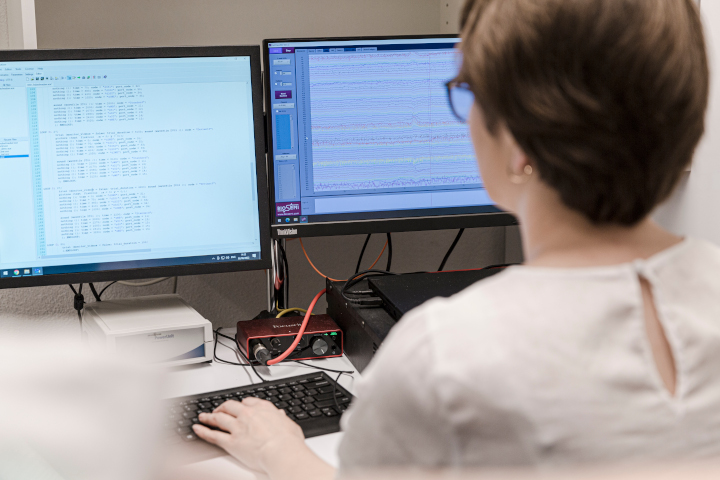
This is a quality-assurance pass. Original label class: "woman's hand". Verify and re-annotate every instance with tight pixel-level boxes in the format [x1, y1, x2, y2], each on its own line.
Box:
[192, 397, 334, 480]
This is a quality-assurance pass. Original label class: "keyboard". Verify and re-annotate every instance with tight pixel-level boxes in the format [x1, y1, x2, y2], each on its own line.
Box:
[165, 372, 354, 447]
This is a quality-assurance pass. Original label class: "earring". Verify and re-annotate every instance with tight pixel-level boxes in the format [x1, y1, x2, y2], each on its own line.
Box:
[507, 164, 534, 184]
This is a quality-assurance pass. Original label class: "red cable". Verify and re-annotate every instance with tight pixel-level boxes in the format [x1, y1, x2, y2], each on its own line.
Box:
[267, 288, 327, 366]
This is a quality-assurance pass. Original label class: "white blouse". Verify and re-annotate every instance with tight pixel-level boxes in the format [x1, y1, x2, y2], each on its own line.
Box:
[338, 238, 720, 472]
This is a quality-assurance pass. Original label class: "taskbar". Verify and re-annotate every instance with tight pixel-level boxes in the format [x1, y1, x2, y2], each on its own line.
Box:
[273, 204, 502, 227]
[0, 251, 262, 278]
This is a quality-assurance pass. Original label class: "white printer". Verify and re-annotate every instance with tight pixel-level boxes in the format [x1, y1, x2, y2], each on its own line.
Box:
[82, 294, 213, 366]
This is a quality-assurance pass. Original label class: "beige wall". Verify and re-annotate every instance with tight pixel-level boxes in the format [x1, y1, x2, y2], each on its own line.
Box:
[35, 0, 441, 49]
[1, 0, 513, 341]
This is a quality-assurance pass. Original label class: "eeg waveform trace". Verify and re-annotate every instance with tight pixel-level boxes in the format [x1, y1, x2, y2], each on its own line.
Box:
[308, 50, 481, 193]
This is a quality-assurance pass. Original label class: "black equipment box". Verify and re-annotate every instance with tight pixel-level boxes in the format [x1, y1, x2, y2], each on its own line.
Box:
[326, 268, 505, 372]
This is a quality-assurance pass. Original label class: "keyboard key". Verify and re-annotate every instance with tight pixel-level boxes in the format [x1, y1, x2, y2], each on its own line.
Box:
[315, 399, 339, 408]
[178, 419, 192, 427]
[279, 387, 292, 394]
[289, 399, 302, 406]
[198, 402, 212, 409]
[182, 412, 196, 419]
[314, 381, 330, 387]
[278, 394, 292, 401]
[306, 388, 319, 396]
[309, 409, 322, 417]
[183, 433, 198, 442]
[275, 401, 289, 409]
[315, 392, 342, 401]
[303, 397, 315, 404]
[266, 396, 279, 403]
[318, 387, 334, 394]
[267, 389, 279, 396]
[302, 404, 313, 411]
[177, 426, 191, 435]
[323, 409, 338, 417]
[295, 412, 309, 420]
[289, 406, 303, 414]
[292, 392, 305, 399]
[291, 385, 305, 392]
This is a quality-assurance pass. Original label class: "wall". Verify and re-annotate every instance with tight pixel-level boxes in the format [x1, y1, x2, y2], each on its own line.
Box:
[440, 0, 464, 34]
[0, 0, 8, 48]
[36, 0, 441, 49]
[0, 0, 513, 341]
[1, 0, 36, 49]
[654, 0, 720, 243]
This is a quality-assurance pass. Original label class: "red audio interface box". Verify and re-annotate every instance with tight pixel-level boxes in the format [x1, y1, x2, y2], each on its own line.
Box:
[236, 314, 343, 365]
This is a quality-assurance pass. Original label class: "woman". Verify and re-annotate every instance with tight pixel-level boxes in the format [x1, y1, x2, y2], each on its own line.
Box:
[193, 0, 720, 477]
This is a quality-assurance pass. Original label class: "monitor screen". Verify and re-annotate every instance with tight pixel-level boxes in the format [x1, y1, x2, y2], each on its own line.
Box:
[264, 36, 515, 238]
[0, 47, 270, 288]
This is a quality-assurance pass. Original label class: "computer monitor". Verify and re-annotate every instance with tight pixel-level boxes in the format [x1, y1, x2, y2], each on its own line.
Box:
[263, 35, 517, 238]
[0, 46, 270, 289]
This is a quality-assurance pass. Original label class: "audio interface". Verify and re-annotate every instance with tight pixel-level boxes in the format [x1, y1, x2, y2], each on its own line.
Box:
[236, 314, 343, 365]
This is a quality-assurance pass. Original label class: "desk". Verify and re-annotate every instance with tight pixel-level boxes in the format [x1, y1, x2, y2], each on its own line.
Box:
[162, 327, 360, 479]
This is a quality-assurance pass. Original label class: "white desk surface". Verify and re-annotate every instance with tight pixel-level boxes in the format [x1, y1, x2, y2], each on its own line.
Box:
[162, 327, 360, 479]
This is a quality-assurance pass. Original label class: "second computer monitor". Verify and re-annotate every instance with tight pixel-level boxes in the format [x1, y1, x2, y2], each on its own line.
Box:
[263, 35, 516, 238]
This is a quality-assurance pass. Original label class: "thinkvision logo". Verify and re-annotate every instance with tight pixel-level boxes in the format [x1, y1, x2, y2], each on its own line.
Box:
[277, 228, 297, 236]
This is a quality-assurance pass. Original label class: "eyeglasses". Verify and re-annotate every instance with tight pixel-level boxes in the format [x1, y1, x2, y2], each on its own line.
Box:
[446, 81, 475, 123]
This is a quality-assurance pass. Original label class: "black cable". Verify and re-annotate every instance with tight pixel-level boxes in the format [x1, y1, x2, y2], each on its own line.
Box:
[69, 284, 85, 332]
[332, 370, 347, 415]
[88, 283, 101, 302]
[215, 329, 266, 382]
[214, 329, 266, 382]
[438, 228, 465, 272]
[277, 241, 289, 310]
[98, 281, 117, 299]
[341, 269, 396, 306]
[385, 233, 392, 272]
[355, 234, 372, 275]
[292, 360, 354, 375]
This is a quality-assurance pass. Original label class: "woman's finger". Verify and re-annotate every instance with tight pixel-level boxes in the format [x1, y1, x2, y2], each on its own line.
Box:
[214, 399, 246, 417]
[198, 412, 240, 433]
[192, 423, 231, 448]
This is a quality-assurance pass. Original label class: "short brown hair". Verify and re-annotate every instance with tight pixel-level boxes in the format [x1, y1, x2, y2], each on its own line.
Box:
[458, 0, 709, 225]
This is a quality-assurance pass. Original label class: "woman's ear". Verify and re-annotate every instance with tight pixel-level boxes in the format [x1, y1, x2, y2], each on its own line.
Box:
[507, 137, 532, 177]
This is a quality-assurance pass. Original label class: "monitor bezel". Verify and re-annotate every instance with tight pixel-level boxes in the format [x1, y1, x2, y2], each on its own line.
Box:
[262, 34, 518, 239]
[0, 45, 271, 290]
